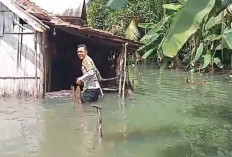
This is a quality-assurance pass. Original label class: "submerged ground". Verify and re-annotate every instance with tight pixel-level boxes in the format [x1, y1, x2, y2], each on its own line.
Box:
[1, 65, 232, 157]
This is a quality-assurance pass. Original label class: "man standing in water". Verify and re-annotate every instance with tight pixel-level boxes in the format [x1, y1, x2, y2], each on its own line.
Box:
[74, 44, 102, 103]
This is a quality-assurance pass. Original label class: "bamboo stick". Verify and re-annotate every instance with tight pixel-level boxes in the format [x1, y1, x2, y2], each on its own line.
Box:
[122, 43, 128, 99]
[118, 45, 124, 96]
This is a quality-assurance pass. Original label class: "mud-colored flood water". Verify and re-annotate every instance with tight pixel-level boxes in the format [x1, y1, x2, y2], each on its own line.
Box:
[1, 65, 232, 157]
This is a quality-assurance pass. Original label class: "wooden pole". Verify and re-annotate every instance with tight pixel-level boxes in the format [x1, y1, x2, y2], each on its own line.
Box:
[39, 32, 46, 97]
[118, 45, 124, 96]
[122, 43, 128, 99]
[34, 32, 38, 97]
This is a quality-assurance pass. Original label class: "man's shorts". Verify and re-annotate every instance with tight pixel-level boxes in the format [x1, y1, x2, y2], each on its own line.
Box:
[81, 88, 101, 103]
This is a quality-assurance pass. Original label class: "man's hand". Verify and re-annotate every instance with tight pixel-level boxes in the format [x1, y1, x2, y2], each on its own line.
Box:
[76, 78, 82, 85]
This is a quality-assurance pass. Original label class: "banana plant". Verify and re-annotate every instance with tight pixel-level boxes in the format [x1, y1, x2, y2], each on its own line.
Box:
[137, 3, 181, 59]
[106, 0, 128, 9]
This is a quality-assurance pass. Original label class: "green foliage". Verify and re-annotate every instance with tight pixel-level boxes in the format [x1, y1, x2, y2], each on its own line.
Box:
[191, 43, 203, 66]
[214, 57, 224, 68]
[162, 0, 215, 58]
[88, 0, 168, 36]
[141, 48, 156, 59]
[106, 0, 128, 9]
[87, 0, 110, 29]
[162, 3, 183, 11]
[202, 52, 212, 68]
[223, 29, 232, 49]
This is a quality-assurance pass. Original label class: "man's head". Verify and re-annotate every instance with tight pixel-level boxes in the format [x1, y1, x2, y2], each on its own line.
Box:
[77, 44, 88, 60]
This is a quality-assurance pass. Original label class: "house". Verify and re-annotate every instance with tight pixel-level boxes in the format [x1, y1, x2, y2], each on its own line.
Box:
[0, 0, 140, 97]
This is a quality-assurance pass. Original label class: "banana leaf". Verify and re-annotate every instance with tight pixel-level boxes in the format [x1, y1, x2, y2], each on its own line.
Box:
[222, 29, 232, 49]
[163, 3, 182, 11]
[191, 43, 203, 65]
[214, 57, 223, 68]
[205, 34, 222, 41]
[138, 34, 159, 51]
[140, 16, 170, 43]
[141, 33, 159, 44]
[215, 0, 232, 15]
[142, 48, 156, 59]
[205, 10, 226, 30]
[162, 0, 215, 58]
[106, 0, 127, 9]
[142, 33, 160, 45]
[138, 23, 156, 29]
[202, 52, 212, 68]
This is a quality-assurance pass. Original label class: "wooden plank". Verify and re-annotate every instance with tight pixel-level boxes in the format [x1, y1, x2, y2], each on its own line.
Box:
[4, 31, 35, 34]
[39, 32, 46, 97]
[35, 31, 38, 97]
[0, 76, 40, 79]
[0, 13, 3, 36]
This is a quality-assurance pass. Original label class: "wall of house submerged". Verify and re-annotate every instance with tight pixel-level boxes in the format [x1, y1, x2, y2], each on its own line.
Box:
[0, 2, 43, 97]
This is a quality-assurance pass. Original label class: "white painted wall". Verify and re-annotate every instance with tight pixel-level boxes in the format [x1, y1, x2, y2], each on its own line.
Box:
[0, 2, 42, 97]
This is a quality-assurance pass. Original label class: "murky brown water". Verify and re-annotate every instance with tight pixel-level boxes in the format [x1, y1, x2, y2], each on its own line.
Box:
[1, 65, 232, 157]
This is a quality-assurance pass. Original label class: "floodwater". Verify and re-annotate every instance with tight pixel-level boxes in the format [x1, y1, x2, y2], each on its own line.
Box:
[1, 65, 232, 157]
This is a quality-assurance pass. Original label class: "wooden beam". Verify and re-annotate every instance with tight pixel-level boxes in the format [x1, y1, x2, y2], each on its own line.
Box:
[0, 76, 40, 79]
[39, 32, 46, 98]
[4, 32, 35, 34]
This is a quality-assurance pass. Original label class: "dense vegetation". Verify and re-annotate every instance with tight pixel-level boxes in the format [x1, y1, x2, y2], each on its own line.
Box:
[87, 0, 232, 73]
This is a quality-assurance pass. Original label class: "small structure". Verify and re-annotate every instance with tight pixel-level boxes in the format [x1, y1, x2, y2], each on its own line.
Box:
[0, 0, 140, 97]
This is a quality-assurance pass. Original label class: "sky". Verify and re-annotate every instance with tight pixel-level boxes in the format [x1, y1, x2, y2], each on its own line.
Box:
[31, 0, 85, 14]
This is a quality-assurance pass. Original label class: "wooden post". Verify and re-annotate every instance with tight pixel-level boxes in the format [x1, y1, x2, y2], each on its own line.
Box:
[34, 31, 38, 97]
[118, 45, 124, 96]
[39, 32, 46, 98]
[122, 43, 128, 99]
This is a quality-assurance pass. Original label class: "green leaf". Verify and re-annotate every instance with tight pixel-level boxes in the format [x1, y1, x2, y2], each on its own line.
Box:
[190, 68, 195, 73]
[138, 23, 155, 29]
[163, 3, 183, 11]
[140, 16, 170, 43]
[142, 48, 156, 59]
[215, 0, 232, 15]
[138, 45, 146, 51]
[205, 10, 226, 30]
[106, 0, 127, 9]
[142, 33, 160, 45]
[205, 34, 221, 41]
[138, 34, 159, 51]
[191, 43, 203, 65]
[202, 52, 212, 69]
[214, 57, 223, 68]
[179, 0, 187, 4]
[141, 33, 159, 43]
[215, 42, 230, 50]
[222, 29, 232, 49]
[162, 0, 215, 58]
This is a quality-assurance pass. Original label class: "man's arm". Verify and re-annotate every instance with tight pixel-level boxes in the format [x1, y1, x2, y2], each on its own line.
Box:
[76, 69, 95, 85]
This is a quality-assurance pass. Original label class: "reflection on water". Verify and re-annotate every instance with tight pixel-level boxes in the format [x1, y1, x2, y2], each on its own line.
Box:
[1, 65, 232, 157]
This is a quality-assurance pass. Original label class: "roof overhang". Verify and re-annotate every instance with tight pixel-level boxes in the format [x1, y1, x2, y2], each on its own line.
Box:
[0, 0, 48, 32]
